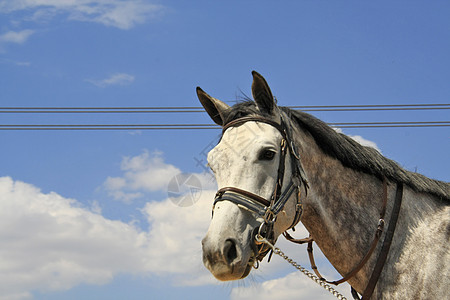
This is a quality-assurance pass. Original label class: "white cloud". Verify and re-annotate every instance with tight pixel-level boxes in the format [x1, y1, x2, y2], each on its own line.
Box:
[142, 191, 216, 282]
[86, 72, 135, 88]
[0, 176, 149, 299]
[103, 150, 182, 203]
[349, 134, 380, 152]
[334, 128, 381, 152]
[0, 29, 34, 44]
[0, 172, 217, 299]
[15, 61, 32, 67]
[0, 58, 32, 66]
[103, 150, 217, 203]
[0, 0, 165, 30]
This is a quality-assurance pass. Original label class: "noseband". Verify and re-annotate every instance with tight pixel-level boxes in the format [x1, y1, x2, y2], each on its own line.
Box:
[213, 115, 309, 260]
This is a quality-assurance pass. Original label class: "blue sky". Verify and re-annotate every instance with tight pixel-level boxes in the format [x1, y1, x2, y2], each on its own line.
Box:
[0, 1, 449, 299]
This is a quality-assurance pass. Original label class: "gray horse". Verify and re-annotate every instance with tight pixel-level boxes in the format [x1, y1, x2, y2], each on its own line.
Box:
[198, 71, 449, 299]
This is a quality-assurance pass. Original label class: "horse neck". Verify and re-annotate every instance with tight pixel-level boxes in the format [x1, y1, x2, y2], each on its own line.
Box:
[298, 133, 377, 272]
[293, 128, 439, 291]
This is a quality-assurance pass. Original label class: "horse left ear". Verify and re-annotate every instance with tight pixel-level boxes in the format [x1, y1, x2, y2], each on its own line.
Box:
[196, 87, 230, 126]
[252, 71, 276, 115]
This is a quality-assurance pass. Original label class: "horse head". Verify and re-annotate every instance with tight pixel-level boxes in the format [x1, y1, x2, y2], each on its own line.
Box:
[197, 71, 307, 281]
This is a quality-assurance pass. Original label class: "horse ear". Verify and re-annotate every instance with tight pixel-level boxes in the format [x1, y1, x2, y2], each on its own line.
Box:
[196, 87, 230, 126]
[252, 71, 275, 115]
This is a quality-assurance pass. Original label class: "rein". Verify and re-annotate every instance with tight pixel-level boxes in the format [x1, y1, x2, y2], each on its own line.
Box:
[287, 177, 389, 286]
[211, 114, 404, 300]
[281, 180, 403, 300]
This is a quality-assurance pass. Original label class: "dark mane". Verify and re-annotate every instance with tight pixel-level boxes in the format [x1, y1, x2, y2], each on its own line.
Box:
[223, 101, 450, 202]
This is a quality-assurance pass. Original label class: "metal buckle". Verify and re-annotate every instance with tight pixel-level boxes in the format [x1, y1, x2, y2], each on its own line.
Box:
[263, 208, 276, 224]
[376, 218, 385, 238]
[281, 138, 287, 152]
[378, 218, 385, 231]
[255, 223, 267, 244]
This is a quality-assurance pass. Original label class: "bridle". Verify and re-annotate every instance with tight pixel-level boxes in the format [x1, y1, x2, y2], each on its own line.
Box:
[210, 113, 404, 300]
[213, 114, 309, 260]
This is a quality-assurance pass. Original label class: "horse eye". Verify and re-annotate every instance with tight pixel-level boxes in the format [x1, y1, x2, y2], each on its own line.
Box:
[259, 149, 276, 161]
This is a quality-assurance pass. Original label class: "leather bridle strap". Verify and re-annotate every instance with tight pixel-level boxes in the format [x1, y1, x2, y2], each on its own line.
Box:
[359, 182, 403, 299]
[222, 116, 286, 139]
[216, 186, 270, 207]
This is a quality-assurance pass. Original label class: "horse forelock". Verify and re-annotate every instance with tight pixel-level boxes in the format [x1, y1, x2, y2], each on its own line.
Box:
[222, 101, 269, 124]
[222, 101, 450, 202]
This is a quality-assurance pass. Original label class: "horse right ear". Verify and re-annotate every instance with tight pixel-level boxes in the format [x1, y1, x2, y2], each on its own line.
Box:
[196, 87, 230, 126]
[251, 71, 276, 115]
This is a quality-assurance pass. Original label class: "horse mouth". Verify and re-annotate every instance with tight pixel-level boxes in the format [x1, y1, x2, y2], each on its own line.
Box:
[240, 255, 258, 279]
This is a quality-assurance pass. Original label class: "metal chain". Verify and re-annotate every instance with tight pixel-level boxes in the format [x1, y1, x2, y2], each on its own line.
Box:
[255, 234, 347, 300]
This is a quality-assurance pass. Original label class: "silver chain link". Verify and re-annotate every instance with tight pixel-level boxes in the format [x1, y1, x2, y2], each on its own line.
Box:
[255, 234, 347, 300]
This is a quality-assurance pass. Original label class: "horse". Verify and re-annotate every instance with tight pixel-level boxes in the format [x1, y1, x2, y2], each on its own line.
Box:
[196, 71, 449, 299]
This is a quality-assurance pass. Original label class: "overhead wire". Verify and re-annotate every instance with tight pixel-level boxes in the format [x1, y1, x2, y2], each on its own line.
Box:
[1, 104, 448, 130]
[0, 103, 449, 113]
[0, 122, 449, 130]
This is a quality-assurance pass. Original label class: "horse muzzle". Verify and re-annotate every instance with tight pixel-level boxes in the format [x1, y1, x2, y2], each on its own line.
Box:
[201, 236, 254, 281]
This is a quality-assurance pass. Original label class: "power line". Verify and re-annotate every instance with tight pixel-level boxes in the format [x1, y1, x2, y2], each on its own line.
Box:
[0, 124, 217, 130]
[328, 121, 450, 128]
[0, 108, 204, 113]
[292, 103, 450, 112]
[1, 104, 448, 130]
[0, 103, 449, 113]
[0, 121, 448, 130]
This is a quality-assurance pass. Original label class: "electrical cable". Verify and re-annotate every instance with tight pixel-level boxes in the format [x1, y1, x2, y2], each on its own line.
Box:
[0, 122, 448, 130]
[0, 103, 448, 113]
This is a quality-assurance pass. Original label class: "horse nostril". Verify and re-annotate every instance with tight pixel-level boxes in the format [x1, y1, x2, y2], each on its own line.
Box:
[224, 239, 238, 264]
